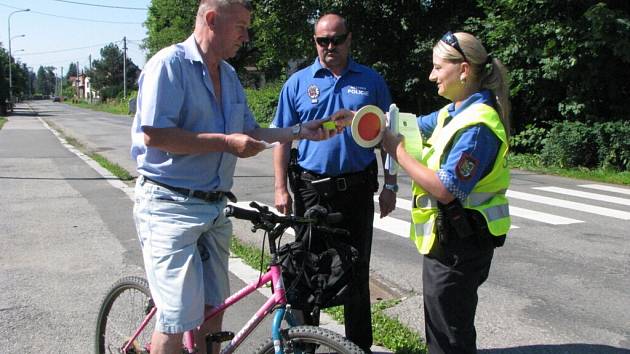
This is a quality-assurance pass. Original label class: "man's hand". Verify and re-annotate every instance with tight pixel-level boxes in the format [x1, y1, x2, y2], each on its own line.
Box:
[300, 118, 336, 141]
[225, 133, 267, 157]
[274, 187, 293, 215]
[329, 109, 354, 129]
[378, 188, 396, 218]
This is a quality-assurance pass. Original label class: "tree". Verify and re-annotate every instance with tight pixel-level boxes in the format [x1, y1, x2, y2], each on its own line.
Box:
[86, 43, 140, 100]
[469, 0, 630, 130]
[251, 0, 481, 112]
[36, 66, 57, 96]
[65, 62, 78, 81]
[144, 0, 197, 58]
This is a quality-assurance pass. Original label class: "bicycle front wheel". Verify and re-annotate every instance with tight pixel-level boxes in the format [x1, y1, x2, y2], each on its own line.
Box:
[255, 325, 365, 354]
[95, 276, 156, 354]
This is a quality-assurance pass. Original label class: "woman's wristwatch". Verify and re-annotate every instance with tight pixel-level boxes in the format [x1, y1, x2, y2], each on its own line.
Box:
[384, 183, 399, 193]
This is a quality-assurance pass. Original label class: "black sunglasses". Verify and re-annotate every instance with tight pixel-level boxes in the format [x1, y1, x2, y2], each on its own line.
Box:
[315, 33, 348, 47]
[440, 31, 468, 62]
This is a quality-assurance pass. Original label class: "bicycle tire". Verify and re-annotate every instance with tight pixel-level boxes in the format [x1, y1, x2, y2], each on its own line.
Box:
[254, 325, 365, 354]
[95, 276, 155, 354]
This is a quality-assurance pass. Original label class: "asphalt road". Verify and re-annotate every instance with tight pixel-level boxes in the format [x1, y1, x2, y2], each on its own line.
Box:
[2, 100, 629, 353]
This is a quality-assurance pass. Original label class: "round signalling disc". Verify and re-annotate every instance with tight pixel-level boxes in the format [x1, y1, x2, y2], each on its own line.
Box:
[351, 105, 386, 148]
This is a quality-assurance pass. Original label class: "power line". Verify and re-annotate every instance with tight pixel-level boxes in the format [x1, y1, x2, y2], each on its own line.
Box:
[51, 0, 147, 11]
[18, 41, 123, 56]
[0, 2, 143, 24]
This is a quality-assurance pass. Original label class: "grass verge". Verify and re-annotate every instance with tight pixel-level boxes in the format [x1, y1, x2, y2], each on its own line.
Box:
[67, 100, 132, 116]
[511, 153, 630, 185]
[230, 237, 427, 354]
[0, 117, 6, 129]
[47, 122, 134, 181]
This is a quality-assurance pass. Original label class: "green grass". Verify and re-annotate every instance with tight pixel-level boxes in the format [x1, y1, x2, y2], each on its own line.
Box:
[0, 117, 6, 129]
[48, 123, 134, 181]
[229, 237, 427, 354]
[510, 153, 630, 185]
[68, 100, 132, 116]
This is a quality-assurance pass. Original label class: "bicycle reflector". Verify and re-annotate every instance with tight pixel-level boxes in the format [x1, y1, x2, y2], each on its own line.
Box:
[351, 105, 386, 148]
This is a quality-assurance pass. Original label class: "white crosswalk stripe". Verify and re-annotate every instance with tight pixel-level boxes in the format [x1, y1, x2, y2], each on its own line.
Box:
[579, 184, 630, 196]
[507, 190, 630, 220]
[509, 206, 583, 225]
[533, 186, 630, 206]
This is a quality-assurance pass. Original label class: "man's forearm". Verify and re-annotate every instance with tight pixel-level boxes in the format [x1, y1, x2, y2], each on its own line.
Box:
[249, 127, 295, 144]
[273, 142, 291, 191]
[143, 127, 228, 154]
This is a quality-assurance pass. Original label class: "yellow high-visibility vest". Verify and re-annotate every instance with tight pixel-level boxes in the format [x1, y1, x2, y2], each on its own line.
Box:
[410, 103, 511, 255]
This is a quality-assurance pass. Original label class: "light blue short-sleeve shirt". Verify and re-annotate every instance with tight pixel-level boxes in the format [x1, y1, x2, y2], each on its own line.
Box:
[271, 57, 391, 175]
[131, 35, 259, 191]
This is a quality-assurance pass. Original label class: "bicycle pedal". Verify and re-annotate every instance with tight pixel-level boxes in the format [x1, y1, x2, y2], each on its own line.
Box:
[206, 331, 234, 343]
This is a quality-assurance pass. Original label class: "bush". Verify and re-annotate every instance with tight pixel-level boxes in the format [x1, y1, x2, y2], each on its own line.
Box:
[593, 121, 630, 171]
[510, 124, 549, 154]
[540, 121, 599, 168]
[245, 81, 283, 126]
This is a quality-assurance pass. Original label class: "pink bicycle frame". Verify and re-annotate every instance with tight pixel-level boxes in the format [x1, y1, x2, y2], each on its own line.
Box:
[122, 263, 288, 353]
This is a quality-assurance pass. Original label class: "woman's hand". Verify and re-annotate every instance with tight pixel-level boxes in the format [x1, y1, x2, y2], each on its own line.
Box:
[381, 130, 404, 159]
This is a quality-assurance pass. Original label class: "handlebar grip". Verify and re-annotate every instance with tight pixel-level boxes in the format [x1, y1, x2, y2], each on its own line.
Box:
[224, 205, 260, 222]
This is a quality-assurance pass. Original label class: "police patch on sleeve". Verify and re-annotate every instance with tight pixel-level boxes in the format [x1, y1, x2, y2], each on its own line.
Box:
[456, 153, 479, 180]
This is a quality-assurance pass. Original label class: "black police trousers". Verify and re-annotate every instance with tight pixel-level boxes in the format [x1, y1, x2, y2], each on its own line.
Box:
[292, 169, 377, 353]
[422, 221, 496, 354]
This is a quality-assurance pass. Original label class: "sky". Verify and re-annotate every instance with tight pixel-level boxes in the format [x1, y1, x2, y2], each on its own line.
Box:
[1, 0, 151, 76]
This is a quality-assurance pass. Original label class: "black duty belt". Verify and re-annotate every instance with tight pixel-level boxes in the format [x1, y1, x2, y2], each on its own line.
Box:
[142, 176, 237, 203]
[300, 168, 373, 192]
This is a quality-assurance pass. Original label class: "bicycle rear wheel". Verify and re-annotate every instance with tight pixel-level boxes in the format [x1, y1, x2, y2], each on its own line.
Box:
[95, 276, 156, 354]
[255, 325, 365, 354]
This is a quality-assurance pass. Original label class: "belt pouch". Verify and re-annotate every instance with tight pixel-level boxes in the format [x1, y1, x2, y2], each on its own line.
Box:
[310, 177, 336, 199]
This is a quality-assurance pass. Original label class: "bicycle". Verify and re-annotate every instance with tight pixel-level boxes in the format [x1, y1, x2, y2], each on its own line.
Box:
[95, 201, 364, 354]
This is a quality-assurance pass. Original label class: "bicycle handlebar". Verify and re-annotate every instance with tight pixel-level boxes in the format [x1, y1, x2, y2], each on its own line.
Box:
[224, 202, 348, 236]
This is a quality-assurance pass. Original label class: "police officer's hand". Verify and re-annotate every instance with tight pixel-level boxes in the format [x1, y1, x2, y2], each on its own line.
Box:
[329, 109, 354, 130]
[225, 133, 267, 158]
[381, 130, 404, 158]
[378, 188, 396, 218]
[300, 119, 337, 141]
[275, 187, 293, 215]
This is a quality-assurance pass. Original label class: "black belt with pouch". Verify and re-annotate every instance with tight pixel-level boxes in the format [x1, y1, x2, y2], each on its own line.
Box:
[301, 161, 378, 199]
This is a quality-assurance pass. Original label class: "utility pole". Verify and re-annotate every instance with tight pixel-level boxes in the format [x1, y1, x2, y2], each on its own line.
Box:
[123, 36, 127, 98]
[8, 8, 30, 105]
[76, 60, 80, 101]
[60, 66, 63, 100]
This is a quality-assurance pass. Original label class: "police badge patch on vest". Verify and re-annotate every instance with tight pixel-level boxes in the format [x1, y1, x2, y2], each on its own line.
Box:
[307, 84, 320, 104]
[456, 153, 479, 180]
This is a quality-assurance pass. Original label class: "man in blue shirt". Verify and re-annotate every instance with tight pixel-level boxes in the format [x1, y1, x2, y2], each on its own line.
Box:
[272, 13, 397, 353]
[131, 1, 337, 353]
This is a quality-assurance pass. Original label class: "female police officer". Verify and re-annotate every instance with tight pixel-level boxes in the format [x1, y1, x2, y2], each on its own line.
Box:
[381, 31, 512, 353]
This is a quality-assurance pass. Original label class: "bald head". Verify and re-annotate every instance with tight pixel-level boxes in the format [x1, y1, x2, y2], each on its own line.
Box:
[314, 13, 348, 34]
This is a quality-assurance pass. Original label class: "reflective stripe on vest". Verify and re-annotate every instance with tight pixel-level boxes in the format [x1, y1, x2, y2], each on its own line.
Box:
[409, 103, 511, 254]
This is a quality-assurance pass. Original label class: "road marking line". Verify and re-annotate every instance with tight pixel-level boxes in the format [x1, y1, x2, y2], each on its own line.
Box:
[533, 186, 630, 206]
[579, 184, 630, 196]
[509, 206, 583, 225]
[507, 190, 630, 220]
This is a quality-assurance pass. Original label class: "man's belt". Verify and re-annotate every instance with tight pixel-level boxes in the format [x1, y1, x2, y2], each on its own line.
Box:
[142, 176, 237, 203]
[300, 168, 373, 192]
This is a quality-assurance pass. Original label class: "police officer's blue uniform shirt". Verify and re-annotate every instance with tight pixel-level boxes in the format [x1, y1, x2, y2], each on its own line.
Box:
[131, 35, 259, 192]
[271, 57, 392, 176]
[417, 90, 500, 201]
